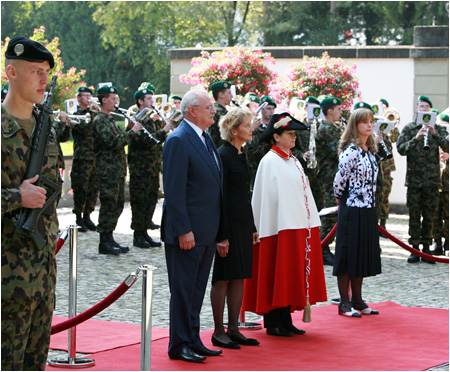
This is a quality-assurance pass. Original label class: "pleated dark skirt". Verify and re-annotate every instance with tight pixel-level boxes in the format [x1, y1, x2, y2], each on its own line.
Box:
[333, 196, 382, 278]
[212, 219, 254, 284]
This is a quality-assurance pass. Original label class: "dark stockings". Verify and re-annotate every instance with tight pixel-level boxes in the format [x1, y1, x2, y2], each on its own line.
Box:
[337, 272, 363, 311]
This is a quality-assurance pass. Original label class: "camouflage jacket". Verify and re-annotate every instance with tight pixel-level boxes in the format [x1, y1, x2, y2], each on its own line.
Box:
[397, 121, 449, 188]
[441, 160, 449, 192]
[315, 119, 344, 182]
[209, 102, 227, 148]
[379, 127, 400, 174]
[1, 105, 61, 299]
[128, 114, 167, 176]
[245, 124, 270, 178]
[71, 107, 98, 160]
[92, 112, 136, 180]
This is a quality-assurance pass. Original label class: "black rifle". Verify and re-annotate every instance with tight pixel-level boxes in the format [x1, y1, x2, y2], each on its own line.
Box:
[16, 75, 62, 250]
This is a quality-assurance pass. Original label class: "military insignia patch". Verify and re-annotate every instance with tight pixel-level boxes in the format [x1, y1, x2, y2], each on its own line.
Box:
[14, 43, 25, 56]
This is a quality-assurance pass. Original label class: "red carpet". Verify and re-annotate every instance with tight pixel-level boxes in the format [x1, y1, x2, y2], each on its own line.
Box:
[47, 302, 448, 371]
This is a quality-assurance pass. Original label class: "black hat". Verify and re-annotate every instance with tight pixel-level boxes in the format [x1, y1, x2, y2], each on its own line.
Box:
[260, 112, 307, 143]
[5, 36, 54, 68]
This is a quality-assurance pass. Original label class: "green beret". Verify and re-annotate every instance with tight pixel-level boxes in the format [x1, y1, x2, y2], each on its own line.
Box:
[317, 95, 327, 103]
[320, 96, 342, 108]
[418, 95, 433, 108]
[244, 92, 260, 103]
[134, 88, 152, 101]
[139, 82, 155, 94]
[260, 95, 277, 108]
[439, 113, 449, 123]
[1, 83, 9, 99]
[77, 86, 93, 95]
[378, 98, 389, 108]
[170, 95, 182, 101]
[210, 81, 231, 92]
[97, 85, 118, 95]
[305, 96, 320, 105]
[260, 113, 306, 143]
[431, 108, 440, 114]
[353, 101, 375, 114]
[5, 36, 54, 68]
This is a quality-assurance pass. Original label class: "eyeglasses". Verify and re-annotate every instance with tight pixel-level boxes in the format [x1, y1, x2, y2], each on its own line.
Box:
[193, 105, 215, 111]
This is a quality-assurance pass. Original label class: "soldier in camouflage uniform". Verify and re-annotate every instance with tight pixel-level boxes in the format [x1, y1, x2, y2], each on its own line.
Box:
[92, 85, 143, 255]
[243, 91, 260, 114]
[397, 96, 449, 263]
[129, 88, 173, 248]
[209, 81, 232, 148]
[431, 113, 449, 256]
[375, 98, 400, 233]
[2, 37, 61, 371]
[246, 96, 276, 185]
[67, 86, 100, 232]
[315, 97, 344, 266]
[292, 96, 323, 211]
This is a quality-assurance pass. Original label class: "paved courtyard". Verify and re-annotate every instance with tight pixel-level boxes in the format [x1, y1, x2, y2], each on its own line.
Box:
[49, 199, 449, 370]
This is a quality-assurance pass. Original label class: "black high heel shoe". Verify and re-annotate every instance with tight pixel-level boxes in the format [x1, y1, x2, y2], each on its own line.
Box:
[352, 301, 379, 315]
[211, 334, 241, 349]
[338, 303, 362, 317]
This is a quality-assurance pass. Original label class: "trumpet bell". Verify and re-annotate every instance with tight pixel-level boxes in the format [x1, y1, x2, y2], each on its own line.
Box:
[384, 108, 400, 126]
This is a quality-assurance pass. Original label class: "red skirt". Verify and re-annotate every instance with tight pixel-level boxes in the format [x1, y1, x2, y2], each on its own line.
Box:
[242, 227, 327, 315]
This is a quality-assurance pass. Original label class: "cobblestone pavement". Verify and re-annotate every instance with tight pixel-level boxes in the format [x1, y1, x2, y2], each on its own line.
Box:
[49, 200, 449, 370]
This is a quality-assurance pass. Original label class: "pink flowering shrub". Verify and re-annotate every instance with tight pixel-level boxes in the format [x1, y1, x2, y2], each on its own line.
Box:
[180, 47, 278, 96]
[1, 26, 89, 109]
[280, 52, 361, 113]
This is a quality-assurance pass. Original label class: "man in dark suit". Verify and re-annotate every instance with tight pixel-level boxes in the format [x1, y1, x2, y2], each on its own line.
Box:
[162, 89, 228, 363]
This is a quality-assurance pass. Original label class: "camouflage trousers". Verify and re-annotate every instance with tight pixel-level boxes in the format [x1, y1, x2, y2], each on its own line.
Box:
[97, 177, 125, 233]
[1, 293, 54, 371]
[129, 172, 159, 231]
[305, 169, 323, 212]
[319, 188, 338, 244]
[71, 158, 99, 215]
[377, 174, 393, 220]
[406, 186, 439, 246]
[432, 190, 449, 240]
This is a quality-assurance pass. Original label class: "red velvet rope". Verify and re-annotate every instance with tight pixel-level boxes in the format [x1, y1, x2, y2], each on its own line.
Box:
[320, 223, 337, 247]
[55, 236, 67, 255]
[378, 225, 449, 264]
[51, 279, 136, 334]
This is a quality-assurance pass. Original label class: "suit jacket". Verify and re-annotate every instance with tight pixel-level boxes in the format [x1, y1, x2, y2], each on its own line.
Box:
[162, 119, 224, 246]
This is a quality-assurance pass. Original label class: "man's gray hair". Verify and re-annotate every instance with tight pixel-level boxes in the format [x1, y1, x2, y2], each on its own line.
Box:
[181, 89, 209, 116]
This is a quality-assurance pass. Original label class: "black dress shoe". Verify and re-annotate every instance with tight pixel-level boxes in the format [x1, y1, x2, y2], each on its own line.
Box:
[266, 327, 294, 337]
[168, 345, 206, 363]
[284, 325, 306, 335]
[211, 334, 240, 349]
[149, 221, 160, 230]
[227, 332, 260, 345]
[191, 345, 222, 356]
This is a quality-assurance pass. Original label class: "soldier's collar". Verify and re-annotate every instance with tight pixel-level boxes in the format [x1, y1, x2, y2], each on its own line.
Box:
[1, 104, 22, 138]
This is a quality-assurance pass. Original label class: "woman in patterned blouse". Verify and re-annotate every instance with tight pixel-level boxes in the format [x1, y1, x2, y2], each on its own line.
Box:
[333, 106, 382, 317]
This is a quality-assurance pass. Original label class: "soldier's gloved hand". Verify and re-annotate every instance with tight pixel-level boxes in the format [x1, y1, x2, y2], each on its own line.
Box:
[20, 175, 47, 208]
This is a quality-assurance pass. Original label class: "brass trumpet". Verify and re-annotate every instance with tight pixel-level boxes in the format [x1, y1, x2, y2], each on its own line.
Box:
[52, 110, 91, 125]
[384, 108, 400, 126]
[114, 105, 160, 144]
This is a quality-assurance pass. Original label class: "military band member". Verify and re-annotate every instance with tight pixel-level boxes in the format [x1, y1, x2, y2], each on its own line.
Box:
[69, 86, 100, 232]
[129, 88, 173, 248]
[376, 98, 400, 233]
[243, 91, 260, 115]
[2, 36, 61, 370]
[92, 85, 143, 255]
[246, 95, 276, 184]
[397, 95, 449, 263]
[209, 81, 232, 148]
[170, 94, 182, 110]
[315, 96, 344, 266]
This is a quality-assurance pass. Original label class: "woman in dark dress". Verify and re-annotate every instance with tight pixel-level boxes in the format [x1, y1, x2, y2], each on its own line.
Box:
[333, 105, 382, 317]
[210, 107, 260, 348]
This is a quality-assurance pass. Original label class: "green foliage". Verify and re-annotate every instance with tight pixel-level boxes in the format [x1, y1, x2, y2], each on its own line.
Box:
[180, 47, 278, 96]
[1, 26, 87, 110]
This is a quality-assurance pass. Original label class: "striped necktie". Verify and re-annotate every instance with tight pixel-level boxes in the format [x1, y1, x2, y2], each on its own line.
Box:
[202, 131, 219, 173]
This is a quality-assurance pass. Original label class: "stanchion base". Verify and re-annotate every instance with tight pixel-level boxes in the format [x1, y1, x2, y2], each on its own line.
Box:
[48, 358, 95, 369]
[238, 321, 262, 330]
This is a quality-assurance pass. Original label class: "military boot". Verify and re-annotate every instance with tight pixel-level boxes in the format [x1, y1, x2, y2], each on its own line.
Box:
[421, 243, 435, 264]
[75, 213, 87, 232]
[83, 213, 97, 231]
[144, 230, 162, 247]
[134, 231, 151, 248]
[109, 232, 129, 253]
[407, 245, 420, 263]
[322, 245, 334, 266]
[149, 221, 160, 230]
[431, 239, 443, 256]
[99, 233, 120, 255]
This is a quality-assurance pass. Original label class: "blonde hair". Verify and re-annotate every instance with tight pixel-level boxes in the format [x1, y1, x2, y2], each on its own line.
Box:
[219, 107, 253, 142]
[338, 108, 377, 155]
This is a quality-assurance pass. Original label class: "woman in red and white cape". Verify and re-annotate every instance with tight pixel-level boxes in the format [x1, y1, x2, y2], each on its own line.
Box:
[242, 113, 327, 337]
